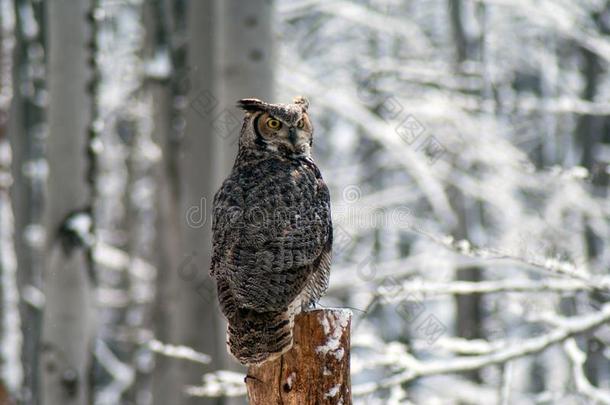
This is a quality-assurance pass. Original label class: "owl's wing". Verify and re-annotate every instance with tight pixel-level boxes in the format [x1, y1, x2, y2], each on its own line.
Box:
[210, 178, 241, 278]
[211, 159, 332, 312]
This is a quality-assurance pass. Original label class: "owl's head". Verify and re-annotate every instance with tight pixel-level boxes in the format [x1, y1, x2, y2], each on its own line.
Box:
[236, 96, 313, 158]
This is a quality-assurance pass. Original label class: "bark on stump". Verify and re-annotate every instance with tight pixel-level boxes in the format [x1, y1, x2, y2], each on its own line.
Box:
[246, 308, 352, 405]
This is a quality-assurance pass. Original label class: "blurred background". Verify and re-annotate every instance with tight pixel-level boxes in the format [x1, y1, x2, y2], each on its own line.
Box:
[0, 0, 609, 404]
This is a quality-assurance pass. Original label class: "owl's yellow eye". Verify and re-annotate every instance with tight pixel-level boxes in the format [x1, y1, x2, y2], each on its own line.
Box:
[297, 119, 305, 129]
[266, 118, 281, 129]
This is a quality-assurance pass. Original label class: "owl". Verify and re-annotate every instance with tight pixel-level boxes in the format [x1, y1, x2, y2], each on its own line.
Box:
[210, 96, 332, 366]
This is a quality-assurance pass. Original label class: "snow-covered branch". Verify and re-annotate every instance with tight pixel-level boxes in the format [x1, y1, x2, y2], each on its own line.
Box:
[185, 370, 247, 398]
[388, 278, 592, 300]
[421, 233, 610, 291]
[564, 339, 610, 405]
[95, 339, 135, 404]
[147, 339, 211, 365]
[353, 302, 610, 396]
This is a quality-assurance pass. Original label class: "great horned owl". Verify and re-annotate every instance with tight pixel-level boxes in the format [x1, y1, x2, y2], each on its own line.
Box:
[210, 96, 333, 365]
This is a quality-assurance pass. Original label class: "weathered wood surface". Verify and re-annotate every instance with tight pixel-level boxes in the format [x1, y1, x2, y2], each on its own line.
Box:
[246, 308, 352, 405]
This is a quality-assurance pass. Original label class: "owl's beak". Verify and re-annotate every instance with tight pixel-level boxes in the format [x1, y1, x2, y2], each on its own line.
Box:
[288, 127, 298, 146]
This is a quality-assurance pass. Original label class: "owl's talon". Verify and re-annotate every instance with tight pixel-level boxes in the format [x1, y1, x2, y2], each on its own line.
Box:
[245, 374, 263, 384]
[302, 300, 317, 311]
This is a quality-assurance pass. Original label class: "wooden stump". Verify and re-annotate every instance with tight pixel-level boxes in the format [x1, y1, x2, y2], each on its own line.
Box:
[246, 308, 352, 405]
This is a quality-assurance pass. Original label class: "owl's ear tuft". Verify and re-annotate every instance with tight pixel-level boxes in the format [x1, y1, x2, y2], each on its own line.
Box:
[293, 96, 309, 111]
[237, 98, 266, 112]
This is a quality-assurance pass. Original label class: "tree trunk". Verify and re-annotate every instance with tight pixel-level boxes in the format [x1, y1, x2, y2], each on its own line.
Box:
[576, 8, 609, 385]
[447, 0, 484, 385]
[151, 1, 275, 404]
[40, 0, 95, 404]
[146, 0, 188, 403]
[151, 0, 221, 403]
[246, 309, 352, 405]
[0, 0, 23, 401]
[10, 1, 47, 402]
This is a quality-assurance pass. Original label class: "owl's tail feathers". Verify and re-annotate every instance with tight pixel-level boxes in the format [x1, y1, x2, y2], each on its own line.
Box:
[226, 308, 294, 366]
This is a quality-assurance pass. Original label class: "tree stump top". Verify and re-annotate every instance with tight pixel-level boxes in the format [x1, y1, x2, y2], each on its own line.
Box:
[246, 308, 352, 404]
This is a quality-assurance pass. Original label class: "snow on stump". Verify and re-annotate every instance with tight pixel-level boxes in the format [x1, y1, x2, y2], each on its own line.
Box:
[246, 308, 352, 404]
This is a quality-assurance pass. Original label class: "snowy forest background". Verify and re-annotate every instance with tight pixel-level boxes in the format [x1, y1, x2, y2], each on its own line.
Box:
[0, 0, 609, 404]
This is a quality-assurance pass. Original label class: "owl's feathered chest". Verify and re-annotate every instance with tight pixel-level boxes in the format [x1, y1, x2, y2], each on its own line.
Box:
[211, 154, 331, 275]
[216, 155, 326, 211]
